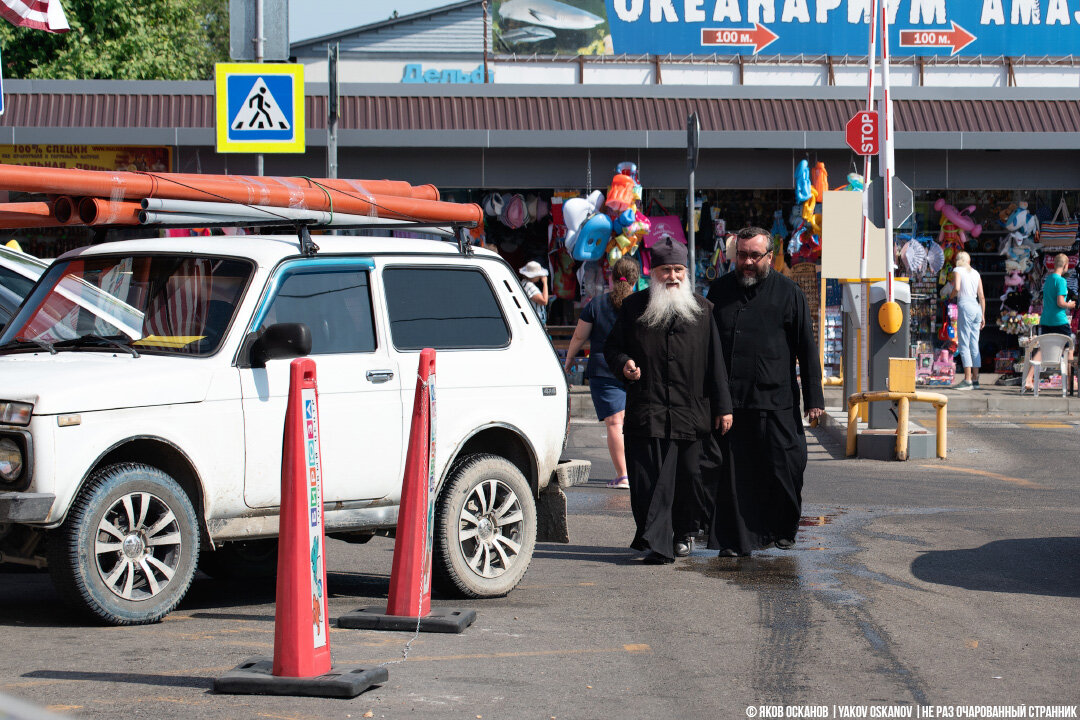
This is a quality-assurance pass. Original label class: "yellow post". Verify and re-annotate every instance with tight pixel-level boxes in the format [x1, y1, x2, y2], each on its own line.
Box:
[936, 402, 947, 459]
[856, 327, 866, 421]
[847, 401, 859, 457]
[895, 396, 909, 461]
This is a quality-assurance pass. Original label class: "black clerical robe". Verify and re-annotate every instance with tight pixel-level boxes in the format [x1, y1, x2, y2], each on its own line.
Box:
[604, 290, 732, 558]
[704, 270, 825, 554]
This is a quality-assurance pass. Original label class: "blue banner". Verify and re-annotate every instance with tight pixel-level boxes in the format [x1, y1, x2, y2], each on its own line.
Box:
[605, 0, 1080, 57]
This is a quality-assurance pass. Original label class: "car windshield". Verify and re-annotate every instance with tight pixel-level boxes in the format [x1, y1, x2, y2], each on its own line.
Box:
[0, 254, 252, 356]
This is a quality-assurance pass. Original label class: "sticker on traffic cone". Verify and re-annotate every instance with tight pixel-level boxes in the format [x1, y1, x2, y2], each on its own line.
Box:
[215, 358, 388, 697]
[338, 348, 476, 634]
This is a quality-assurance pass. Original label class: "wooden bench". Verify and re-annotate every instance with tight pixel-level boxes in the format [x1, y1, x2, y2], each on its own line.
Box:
[547, 325, 589, 357]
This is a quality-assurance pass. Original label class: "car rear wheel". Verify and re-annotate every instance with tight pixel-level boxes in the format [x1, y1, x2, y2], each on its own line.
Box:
[433, 454, 535, 598]
[48, 463, 199, 625]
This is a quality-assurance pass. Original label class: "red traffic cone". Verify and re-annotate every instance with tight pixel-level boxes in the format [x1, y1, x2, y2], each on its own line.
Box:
[386, 348, 436, 619]
[338, 349, 475, 633]
[272, 358, 331, 678]
[215, 358, 387, 697]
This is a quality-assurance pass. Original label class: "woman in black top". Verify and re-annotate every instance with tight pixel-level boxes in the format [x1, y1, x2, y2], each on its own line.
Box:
[563, 257, 640, 488]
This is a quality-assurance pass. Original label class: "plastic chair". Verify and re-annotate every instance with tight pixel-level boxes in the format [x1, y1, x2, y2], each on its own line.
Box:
[1020, 333, 1074, 397]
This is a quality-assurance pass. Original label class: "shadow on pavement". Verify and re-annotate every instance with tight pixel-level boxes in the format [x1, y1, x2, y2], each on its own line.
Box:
[910, 537, 1080, 598]
[533, 543, 639, 565]
[21, 669, 212, 690]
[808, 427, 847, 460]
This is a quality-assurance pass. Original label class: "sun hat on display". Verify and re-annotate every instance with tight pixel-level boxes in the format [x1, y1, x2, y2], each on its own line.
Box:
[501, 193, 528, 229]
[534, 195, 550, 220]
[482, 193, 504, 217]
[518, 260, 549, 278]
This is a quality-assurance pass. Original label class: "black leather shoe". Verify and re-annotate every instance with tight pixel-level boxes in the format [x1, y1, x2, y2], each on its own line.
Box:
[716, 548, 745, 558]
[775, 538, 795, 550]
[673, 536, 693, 557]
[643, 551, 674, 565]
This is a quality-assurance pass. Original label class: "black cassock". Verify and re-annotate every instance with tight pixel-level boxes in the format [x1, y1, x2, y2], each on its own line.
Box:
[704, 271, 824, 554]
[605, 290, 731, 559]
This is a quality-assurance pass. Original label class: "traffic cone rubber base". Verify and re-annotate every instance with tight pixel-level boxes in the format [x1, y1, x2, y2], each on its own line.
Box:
[213, 656, 387, 698]
[337, 606, 476, 634]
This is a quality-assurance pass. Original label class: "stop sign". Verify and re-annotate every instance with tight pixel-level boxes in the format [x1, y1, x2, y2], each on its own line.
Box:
[845, 111, 879, 156]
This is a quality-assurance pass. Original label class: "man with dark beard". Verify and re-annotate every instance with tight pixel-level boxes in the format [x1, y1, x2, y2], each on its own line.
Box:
[704, 226, 824, 557]
[604, 237, 733, 564]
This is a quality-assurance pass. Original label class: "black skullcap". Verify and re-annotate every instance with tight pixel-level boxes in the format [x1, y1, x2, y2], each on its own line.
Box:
[650, 236, 688, 267]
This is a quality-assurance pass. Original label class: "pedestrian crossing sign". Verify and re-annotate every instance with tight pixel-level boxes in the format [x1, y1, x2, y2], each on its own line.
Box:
[215, 63, 305, 153]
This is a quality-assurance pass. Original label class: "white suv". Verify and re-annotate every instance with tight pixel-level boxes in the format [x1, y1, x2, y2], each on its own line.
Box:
[0, 232, 585, 625]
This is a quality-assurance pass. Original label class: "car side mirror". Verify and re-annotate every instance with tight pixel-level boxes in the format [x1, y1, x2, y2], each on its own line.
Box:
[247, 322, 312, 368]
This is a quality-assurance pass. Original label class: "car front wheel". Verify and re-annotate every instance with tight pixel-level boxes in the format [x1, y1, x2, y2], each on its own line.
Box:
[433, 454, 536, 598]
[48, 463, 199, 625]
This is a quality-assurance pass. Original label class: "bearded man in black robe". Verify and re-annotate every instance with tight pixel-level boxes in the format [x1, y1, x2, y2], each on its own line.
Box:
[704, 226, 824, 557]
[605, 237, 732, 564]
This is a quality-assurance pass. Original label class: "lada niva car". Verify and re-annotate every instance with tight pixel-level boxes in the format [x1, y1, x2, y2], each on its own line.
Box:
[0, 233, 584, 624]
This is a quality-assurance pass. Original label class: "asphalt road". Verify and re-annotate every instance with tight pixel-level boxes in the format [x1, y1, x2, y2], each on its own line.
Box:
[0, 419, 1077, 719]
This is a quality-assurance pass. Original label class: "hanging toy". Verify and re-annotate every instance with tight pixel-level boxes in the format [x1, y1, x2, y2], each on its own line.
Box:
[795, 159, 813, 203]
[835, 173, 865, 192]
[811, 162, 829, 201]
[801, 197, 822, 237]
[1005, 201, 1039, 248]
[606, 173, 637, 214]
[935, 198, 982, 260]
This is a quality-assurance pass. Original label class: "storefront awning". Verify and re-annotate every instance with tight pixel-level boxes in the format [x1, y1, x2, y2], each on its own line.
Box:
[3, 81, 1080, 150]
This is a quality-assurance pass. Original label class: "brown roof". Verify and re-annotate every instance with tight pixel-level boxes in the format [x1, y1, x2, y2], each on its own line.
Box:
[3, 87, 1079, 134]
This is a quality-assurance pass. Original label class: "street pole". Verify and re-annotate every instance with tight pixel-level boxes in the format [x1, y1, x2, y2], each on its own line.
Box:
[327, 43, 339, 179]
[687, 111, 700, 292]
[879, 1, 895, 303]
[482, 0, 490, 83]
[860, 0, 879, 281]
[254, 0, 264, 176]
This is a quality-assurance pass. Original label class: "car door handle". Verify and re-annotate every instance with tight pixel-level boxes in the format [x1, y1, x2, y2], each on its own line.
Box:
[366, 369, 395, 383]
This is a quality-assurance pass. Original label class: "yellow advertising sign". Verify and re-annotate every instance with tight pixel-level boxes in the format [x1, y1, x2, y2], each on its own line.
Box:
[215, 63, 305, 153]
[0, 145, 172, 172]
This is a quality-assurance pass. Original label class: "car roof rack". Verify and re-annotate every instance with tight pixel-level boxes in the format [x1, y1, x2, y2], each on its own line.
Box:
[0, 164, 482, 256]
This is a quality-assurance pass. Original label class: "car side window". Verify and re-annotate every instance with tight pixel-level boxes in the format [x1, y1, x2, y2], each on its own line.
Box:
[263, 269, 376, 354]
[383, 266, 509, 350]
[0, 266, 35, 302]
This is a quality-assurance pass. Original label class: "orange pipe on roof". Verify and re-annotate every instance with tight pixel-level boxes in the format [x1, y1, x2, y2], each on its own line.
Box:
[53, 197, 79, 224]
[0, 213, 63, 229]
[78, 198, 142, 226]
[0, 164, 479, 225]
[172, 174, 440, 201]
[0, 201, 54, 219]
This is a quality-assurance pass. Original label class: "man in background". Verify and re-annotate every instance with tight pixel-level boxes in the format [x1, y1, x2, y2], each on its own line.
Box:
[705, 226, 824, 557]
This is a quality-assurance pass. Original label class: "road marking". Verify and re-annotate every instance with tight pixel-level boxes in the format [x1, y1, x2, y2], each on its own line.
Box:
[917, 464, 1046, 489]
[1023, 422, 1071, 429]
[342, 644, 651, 665]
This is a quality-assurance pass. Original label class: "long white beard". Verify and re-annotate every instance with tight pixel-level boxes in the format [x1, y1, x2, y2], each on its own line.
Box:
[641, 279, 702, 328]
